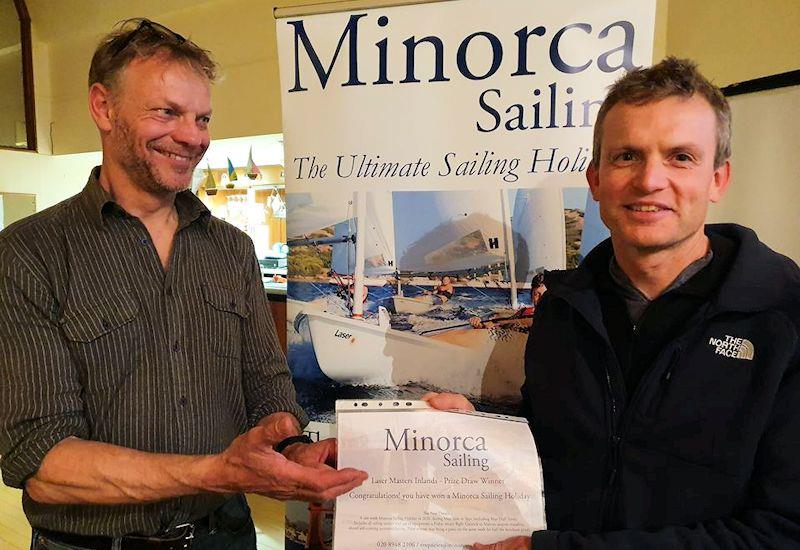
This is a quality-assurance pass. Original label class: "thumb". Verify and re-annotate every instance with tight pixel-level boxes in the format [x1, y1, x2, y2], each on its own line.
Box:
[259, 413, 302, 446]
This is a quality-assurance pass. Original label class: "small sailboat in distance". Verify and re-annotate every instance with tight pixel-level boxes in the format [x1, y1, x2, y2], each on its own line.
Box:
[246, 146, 262, 180]
[226, 157, 238, 188]
[204, 163, 217, 196]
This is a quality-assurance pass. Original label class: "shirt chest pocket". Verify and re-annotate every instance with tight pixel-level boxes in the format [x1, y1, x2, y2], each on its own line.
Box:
[202, 284, 250, 359]
[60, 292, 142, 386]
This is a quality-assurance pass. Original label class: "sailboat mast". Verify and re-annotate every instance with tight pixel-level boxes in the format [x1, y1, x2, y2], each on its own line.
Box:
[500, 190, 519, 309]
[352, 191, 367, 317]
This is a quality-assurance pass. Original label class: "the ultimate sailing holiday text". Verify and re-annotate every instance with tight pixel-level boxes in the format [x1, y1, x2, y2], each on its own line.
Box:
[292, 147, 590, 183]
[284, 13, 639, 132]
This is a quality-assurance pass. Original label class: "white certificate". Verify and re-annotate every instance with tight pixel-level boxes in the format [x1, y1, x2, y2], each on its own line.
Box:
[334, 400, 546, 549]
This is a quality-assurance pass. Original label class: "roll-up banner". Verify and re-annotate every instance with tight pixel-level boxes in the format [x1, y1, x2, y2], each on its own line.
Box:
[276, 1, 655, 546]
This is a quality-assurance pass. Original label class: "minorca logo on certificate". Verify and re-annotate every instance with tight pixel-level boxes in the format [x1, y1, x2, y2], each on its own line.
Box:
[708, 335, 755, 360]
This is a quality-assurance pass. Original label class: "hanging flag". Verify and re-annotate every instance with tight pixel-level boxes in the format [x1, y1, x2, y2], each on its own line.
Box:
[246, 146, 262, 180]
[204, 163, 217, 196]
[226, 157, 238, 187]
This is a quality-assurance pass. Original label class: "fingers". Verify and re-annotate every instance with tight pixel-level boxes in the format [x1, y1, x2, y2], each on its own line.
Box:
[284, 438, 337, 467]
[318, 438, 338, 466]
[422, 392, 476, 412]
[309, 468, 368, 501]
[282, 461, 368, 502]
[469, 536, 531, 550]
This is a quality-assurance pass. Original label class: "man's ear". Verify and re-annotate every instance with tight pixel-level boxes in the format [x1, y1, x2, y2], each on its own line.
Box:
[709, 159, 731, 203]
[88, 83, 115, 132]
[586, 161, 600, 201]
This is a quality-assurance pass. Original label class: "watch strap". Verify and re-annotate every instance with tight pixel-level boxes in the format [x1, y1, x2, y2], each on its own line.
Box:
[274, 434, 313, 454]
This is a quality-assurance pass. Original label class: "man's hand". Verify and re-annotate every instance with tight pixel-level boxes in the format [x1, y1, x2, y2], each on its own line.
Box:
[259, 412, 338, 468]
[470, 535, 531, 549]
[421, 392, 476, 412]
[283, 438, 337, 468]
[210, 425, 367, 502]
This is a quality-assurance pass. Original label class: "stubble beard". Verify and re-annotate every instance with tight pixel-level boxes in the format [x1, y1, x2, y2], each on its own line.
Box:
[113, 117, 199, 196]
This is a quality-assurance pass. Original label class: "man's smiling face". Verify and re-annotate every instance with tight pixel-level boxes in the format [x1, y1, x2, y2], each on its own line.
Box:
[587, 94, 730, 255]
[106, 53, 212, 195]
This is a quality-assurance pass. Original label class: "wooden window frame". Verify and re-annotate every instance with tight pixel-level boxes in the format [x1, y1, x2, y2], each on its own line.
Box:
[1, 0, 36, 152]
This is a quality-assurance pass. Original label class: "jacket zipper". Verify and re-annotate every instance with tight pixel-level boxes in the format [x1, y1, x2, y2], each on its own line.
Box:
[600, 322, 640, 528]
[599, 352, 621, 529]
[646, 347, 682, 418]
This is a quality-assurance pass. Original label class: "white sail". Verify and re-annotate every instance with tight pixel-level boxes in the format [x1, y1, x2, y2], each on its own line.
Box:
[363, 191, 397, 276]
[510, 187, 566, 284]
[393, 190, 507, 274]
[330, 192, 397, 278]
[289, 191, 396, 278]
[286, 191, 352, 238]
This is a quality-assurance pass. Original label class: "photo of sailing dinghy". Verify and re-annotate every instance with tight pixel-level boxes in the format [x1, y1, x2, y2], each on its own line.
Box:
[288, 188, 572, 404]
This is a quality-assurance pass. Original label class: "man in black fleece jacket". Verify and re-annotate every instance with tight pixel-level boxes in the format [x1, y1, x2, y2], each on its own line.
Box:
[427, 58, 800, 549]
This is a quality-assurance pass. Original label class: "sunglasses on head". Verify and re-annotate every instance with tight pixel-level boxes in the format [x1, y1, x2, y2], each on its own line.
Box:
[109, 19, 187, 58]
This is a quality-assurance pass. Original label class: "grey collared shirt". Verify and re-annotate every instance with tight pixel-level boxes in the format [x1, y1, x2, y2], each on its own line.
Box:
[609, 248, 714, 323]
[0, 167, 307, 536]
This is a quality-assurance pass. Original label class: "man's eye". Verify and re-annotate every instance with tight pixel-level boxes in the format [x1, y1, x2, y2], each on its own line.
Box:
[674, 152, 694, 162]
[157, 108, 176, 117]
[199, 116, 211, 125]
[614, 152, 636, 162]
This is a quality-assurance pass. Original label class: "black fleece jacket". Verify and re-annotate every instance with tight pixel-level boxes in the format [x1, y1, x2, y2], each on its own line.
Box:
[525, 224, 800, 549]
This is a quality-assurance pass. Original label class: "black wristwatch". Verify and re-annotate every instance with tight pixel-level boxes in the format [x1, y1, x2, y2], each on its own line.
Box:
[274, 434, 313, 454]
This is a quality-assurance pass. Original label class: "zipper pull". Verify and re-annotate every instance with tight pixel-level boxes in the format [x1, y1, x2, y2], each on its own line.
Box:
[607, 467, 618, 487]
[648, 348, 681, 417]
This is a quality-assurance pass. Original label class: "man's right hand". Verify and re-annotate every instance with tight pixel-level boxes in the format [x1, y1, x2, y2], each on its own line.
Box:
[210, 425, 367, 502]
[421, 392, 476, 412]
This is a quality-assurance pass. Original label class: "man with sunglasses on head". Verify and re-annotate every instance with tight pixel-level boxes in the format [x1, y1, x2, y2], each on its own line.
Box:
[0, 19, 366, 549]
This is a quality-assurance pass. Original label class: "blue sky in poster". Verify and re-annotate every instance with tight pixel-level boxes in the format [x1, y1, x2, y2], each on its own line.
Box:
[563, 187, 589, 211]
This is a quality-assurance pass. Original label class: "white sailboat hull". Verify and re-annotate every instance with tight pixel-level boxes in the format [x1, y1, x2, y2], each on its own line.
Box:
[301, 309, 526, 400]
[392, 295, 436, 315]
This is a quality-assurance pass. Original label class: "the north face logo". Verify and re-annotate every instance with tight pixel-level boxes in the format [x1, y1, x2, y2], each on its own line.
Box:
[708, 335, 755, 360]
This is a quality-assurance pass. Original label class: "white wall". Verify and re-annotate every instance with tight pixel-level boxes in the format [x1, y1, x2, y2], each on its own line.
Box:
[707, 86, 800, 262]
[0, 149, 100, 212]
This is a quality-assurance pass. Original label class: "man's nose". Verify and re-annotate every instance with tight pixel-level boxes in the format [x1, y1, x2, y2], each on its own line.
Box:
[634, 158, 668, 193]
[172, 116, 206, 148]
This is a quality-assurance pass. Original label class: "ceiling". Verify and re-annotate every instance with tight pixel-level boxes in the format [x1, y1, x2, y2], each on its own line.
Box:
[26, 0, 215, 42]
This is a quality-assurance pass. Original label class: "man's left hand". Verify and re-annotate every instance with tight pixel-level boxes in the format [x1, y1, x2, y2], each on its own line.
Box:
[283, 438, 337, 468]
[469, 535, 531, 550]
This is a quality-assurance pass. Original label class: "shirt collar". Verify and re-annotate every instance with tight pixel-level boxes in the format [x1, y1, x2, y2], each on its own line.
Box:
[608, 246, 715, 304]
[79, 166, 211, 230]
